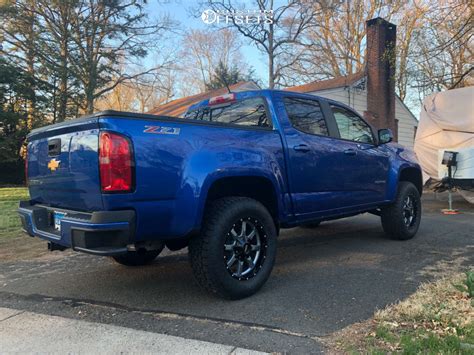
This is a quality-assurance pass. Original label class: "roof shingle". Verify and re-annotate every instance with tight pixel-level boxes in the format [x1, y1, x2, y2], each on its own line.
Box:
[284, 71, 365, 93]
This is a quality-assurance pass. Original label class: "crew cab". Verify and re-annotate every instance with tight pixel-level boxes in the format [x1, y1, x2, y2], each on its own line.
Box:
[18, 90, 423, 299]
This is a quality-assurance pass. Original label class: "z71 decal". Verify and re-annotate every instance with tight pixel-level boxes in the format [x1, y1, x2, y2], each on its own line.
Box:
[144, 125, 181, 135]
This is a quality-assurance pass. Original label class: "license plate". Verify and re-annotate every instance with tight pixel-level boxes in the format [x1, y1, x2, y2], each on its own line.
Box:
[53, 211, 66, 231]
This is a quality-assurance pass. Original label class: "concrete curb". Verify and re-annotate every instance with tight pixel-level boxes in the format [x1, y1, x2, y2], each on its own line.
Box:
[0, 307, 267, 354]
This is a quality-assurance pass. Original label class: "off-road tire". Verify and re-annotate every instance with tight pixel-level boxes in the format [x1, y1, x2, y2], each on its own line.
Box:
[381, 181, 421, 240]
[189, 197, 277, 300]
[112, 248, 163, 266]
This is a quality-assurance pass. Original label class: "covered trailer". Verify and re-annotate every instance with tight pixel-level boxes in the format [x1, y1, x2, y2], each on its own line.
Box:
[414, 86, 474, 203]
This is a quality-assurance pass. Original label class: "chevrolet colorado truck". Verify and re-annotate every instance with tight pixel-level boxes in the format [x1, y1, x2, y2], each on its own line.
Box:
[18, 90, 423, 299]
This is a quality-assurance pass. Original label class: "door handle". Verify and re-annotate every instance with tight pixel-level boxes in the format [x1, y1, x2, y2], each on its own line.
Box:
[344, 148, 357, 156]
[293, 144, 310, 152]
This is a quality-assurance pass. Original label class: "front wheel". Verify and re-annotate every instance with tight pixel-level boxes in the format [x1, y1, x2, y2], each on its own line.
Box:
[381, 181, 422, 240]
[189, 197, 277, 300]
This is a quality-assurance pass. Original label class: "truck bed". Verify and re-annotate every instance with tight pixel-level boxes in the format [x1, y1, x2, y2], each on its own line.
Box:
[26, 110, 287, 241]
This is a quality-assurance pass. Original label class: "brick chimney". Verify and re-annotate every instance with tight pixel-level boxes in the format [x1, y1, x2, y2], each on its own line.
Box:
[364, 17, 397, 141]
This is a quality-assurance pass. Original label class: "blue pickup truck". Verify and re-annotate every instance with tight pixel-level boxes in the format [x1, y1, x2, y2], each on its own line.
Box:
[19, 90, 422, 299]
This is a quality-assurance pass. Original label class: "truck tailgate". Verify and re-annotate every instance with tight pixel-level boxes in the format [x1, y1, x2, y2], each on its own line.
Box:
[27, 118, 103, 211]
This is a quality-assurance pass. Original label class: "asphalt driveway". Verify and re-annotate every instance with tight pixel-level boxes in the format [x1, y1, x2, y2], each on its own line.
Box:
[1, 193, 472, 353]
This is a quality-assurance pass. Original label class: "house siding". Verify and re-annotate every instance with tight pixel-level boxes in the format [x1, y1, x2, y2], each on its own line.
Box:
[395, 97, 418, 149]
[307, 87, 418, 149]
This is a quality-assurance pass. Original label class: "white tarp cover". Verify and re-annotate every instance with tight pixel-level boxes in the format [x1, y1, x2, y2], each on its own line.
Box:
[414, 86, 474, 182]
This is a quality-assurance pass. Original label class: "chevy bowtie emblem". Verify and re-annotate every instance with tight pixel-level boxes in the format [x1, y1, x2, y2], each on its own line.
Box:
[48, 158, 60, 171]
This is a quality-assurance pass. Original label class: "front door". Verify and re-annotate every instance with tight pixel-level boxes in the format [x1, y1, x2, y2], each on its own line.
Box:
[327, 103, 390, 206]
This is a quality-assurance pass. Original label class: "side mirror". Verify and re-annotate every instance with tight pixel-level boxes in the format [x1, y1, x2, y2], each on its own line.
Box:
[378, 129, 393, 145]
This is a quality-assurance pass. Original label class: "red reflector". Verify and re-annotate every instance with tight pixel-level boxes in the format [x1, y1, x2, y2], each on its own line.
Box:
[99, 132, 133, 192]
[209, 93, 236, 106]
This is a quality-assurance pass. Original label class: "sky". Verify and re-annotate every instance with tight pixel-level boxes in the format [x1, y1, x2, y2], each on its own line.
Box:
[148, 0, 273, 86]
[145, 0, 422, 117]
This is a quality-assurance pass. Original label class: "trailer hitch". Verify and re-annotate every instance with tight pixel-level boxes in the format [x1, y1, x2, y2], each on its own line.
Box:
[48, 241, 68, 252]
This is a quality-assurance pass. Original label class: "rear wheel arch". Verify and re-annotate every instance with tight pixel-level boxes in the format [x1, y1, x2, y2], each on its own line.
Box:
[203, 176, 280, 229]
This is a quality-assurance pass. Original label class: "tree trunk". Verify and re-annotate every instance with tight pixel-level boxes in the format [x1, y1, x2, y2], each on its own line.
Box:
[268, 22, 275, 89]
[58, 40, 69, 121]
[52, 76, 57, 123]
[26, 49, 36, 130]
[86, 93, 94, 114]
[57, 2, 70, 122]
[25, 5, 36, 130]
[85, 65, 97, 114]
[85, 80, 95, 114]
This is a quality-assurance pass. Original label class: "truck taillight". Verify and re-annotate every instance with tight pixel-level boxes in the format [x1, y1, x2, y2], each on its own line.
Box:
[99, 132, 134, 193]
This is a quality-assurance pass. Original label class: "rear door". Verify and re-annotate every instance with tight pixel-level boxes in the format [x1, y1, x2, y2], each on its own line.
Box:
[27, 118, 103, 211]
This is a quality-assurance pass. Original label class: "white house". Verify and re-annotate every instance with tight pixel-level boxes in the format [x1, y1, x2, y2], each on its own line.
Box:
[285, 71, 419, 149]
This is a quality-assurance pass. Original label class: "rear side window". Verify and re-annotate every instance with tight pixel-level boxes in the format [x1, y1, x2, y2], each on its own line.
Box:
[283, 97, 329, 136]
[184, 97, 271, 128]
[330, 105, 374, 144]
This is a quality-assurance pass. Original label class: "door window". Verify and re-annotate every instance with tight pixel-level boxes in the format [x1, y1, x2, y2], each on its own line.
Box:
[283, 97, 329, 136]
[330, 105, 374, 144]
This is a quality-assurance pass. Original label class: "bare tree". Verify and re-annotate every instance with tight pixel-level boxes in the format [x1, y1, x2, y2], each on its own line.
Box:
[204, 0, 321, 88]
[178, 28, 246, 94]
[393, 2, 428, 101]
[279, 0, 407, 86]
[410, 1, 473, 94]
[94, 80, 136, 112]
[68, 0, 174, 113]
[133, 69, 176, 112]
[95, 65, 177, 113]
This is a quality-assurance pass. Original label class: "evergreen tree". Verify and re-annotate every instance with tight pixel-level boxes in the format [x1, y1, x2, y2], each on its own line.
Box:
[206, 61, 259, 91]
[0, 59, 46, 162]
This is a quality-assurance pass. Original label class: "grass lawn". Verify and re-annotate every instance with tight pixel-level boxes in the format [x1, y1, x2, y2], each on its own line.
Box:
[0, 187, 55, 261]
[330, 272, 474, 354]
[0, 187, 29, 240]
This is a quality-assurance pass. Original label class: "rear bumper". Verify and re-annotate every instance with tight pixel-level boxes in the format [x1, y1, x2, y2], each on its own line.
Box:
[17, 201, 135, 256]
